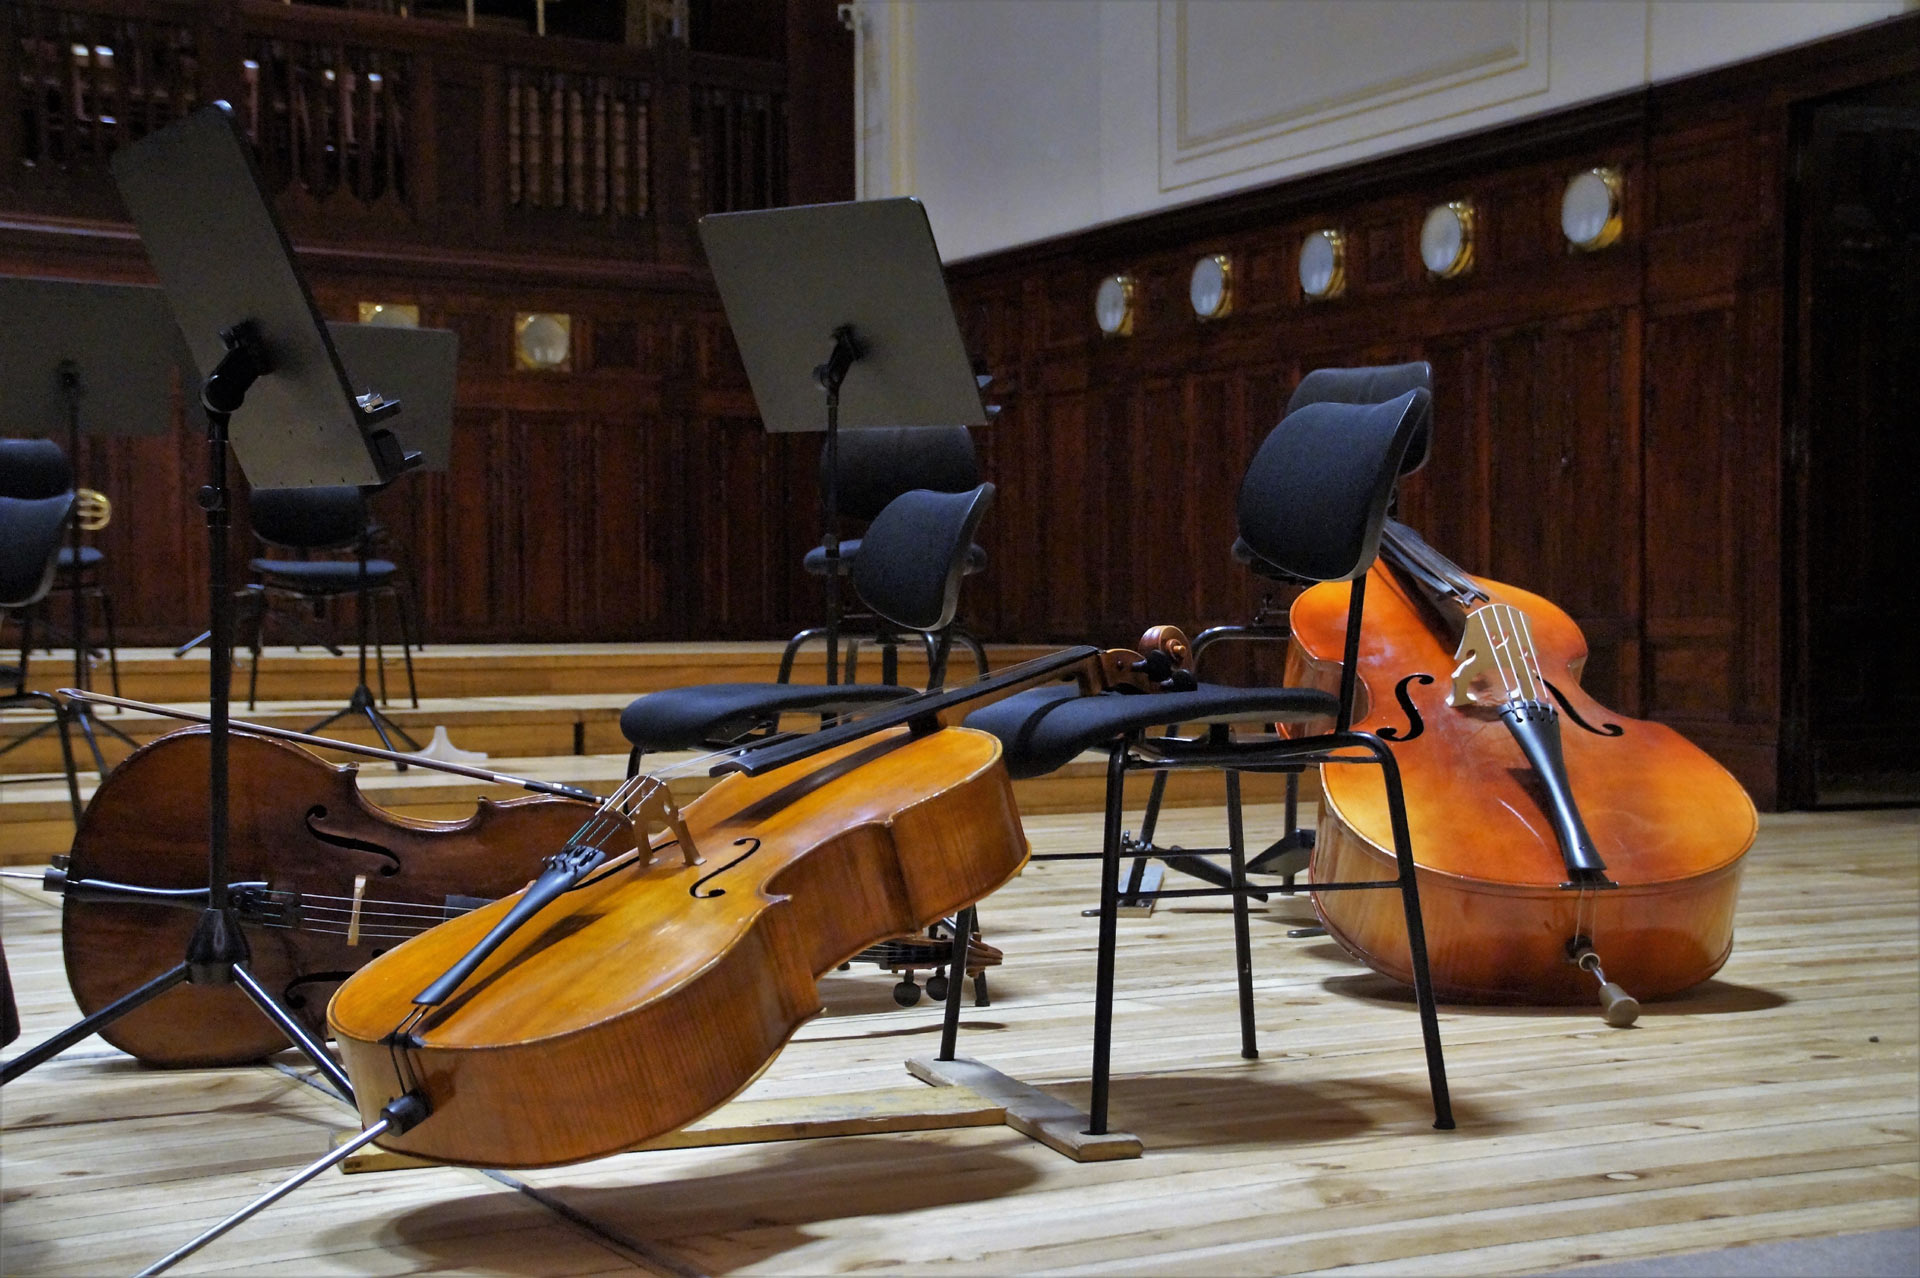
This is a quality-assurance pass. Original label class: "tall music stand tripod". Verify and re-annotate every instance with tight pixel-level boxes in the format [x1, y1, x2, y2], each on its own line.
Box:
[698, 198, 987, 684]
[272, 322, 457, 756]
[0, 277, 188, 772]
[0, 103, 416, 1104]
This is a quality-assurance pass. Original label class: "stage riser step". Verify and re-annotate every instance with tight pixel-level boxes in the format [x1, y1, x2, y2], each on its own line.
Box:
[33, 642, 1050, 707]
[0, 763, 1296, 864]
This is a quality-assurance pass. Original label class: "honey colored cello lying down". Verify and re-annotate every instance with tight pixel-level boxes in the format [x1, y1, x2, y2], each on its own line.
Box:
[330, 725, 1024, 1168]
[1288, 523, 1757, 1015]
[328, 644, 1186, 1168]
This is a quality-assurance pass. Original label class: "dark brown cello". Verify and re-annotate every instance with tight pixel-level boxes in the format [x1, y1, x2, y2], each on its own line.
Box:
[52, 724, 593, 1067]
[1287, 521, 1756, 1021]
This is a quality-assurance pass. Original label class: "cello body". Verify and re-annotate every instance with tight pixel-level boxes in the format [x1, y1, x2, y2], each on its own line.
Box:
[328, 723, 1027, 1168]
[1288, 562, 1756, 1004]
[61, 728, 589, 1067]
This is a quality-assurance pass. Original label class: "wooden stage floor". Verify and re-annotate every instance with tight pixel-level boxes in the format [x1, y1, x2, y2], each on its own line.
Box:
[2, 800, 1915, 1276]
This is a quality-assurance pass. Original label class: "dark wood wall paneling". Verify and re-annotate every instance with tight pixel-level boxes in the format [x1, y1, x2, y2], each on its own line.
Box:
[942, 15, 1920, 808]
[7, 11, 1918, 808]
[0, 0, 850, 650]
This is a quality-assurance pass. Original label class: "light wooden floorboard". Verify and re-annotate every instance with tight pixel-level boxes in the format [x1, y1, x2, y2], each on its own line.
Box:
[0, 805, 1914, 1275]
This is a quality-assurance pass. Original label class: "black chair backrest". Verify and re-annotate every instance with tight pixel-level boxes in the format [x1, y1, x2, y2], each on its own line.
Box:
[0, 493, 78, 607]
[1237, 390, 1429, 584]
[820, 426, 981, 524]
[0, 438, 73, 500]
[249, 485, 370, 553]
[1287, 362, 1433, 476]
[850, 483, 995, 633]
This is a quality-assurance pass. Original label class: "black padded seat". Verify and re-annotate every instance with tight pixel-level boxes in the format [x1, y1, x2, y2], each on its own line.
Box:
[250, 557, 401, 590]
[621, 681, 910, 754]
[805, 539, 986, 577]
[966, 682, 1338, 780]
[55, 545, 104, 571]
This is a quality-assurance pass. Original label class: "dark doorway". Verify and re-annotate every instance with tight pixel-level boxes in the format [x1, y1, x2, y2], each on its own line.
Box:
[1785, 81, 1920, 807]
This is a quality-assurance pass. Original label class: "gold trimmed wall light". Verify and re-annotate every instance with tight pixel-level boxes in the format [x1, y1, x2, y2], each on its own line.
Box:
[1094, 274, 1137, 337]
[1298, 228, 1347, 300]
[1561, 167, 1624, 252]
[357, 302, 420, 328]
[514, 311, 572, 371]
[1188, 253, 1234, 320]
[1420, 200, 1476, 279]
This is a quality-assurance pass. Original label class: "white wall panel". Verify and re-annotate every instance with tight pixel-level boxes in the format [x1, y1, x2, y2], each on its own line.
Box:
[848, 0, 1908, 261]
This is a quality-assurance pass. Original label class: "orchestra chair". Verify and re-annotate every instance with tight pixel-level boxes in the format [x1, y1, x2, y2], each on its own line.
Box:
[0, 438, 121, 698]
[243, 485, 419, 711]
[0, 491, 85, 825]
[956, 391, 1452, 1136]
[623, 483, 995, 774]
[622, 483, 998, 1006]
[1134, 362, 1436, 893]
[780, 426, 990, 686]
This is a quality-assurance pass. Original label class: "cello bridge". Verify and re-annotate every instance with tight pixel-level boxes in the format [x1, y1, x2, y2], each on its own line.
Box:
[628, 777, 701, 867]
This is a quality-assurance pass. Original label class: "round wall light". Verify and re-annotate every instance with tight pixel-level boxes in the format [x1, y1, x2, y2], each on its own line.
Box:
[1094, 274, 1137, 337]
[1420, 200, 1476, 279]
[514, 312, 572, 371]
[1298, 229, 1347, 300]
[1561, 167, 1624, 251]
[1188, 253, 1234, 320]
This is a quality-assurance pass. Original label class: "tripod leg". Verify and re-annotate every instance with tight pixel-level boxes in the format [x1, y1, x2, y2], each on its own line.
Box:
[1, 963, 188, 1085]
[135, 1116, 397, 1277]
[228, 963, 353, 1102]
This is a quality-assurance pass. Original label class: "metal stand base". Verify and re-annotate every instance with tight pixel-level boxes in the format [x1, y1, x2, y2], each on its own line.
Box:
[306, 681, 421, 763]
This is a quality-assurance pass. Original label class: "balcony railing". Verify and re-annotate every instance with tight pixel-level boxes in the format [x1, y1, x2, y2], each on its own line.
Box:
[2, 0, 785, 264]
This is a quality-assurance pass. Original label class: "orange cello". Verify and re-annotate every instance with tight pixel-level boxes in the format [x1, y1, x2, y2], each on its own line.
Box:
[1287, 521, 1756, 1021]
[326, 643, 1183, 1168]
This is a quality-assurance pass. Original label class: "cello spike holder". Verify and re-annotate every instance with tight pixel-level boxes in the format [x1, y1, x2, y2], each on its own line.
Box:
[1571, 939, 1641, 1027]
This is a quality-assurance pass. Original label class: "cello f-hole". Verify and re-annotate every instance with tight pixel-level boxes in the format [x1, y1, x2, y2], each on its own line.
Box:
[304, 807, 404, 875]
[1542, 679, 1625, 737]
[690, 838, 762, 899]
[1378, 673, 1433, 742]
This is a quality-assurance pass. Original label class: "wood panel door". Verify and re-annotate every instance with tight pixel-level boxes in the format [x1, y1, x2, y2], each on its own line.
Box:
[1786, 95, 1920, 805]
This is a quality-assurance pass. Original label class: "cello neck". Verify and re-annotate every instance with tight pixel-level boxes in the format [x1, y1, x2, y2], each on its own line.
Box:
[1379, 519, 1489, 637]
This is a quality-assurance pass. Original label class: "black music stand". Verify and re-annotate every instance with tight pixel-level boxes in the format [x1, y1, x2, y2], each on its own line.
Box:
[283, 322, 457, 753]
[0, 276, 190, 770]
[698, 198, 986, 684]
[0, 103, 416, 1100]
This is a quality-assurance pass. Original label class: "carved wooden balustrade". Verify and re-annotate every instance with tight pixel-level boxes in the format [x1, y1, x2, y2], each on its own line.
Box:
[1, 0, 785, 264]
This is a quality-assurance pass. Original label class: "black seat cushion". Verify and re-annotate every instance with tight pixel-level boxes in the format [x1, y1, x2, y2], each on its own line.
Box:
[963, 682, 1341, 780]
[803, 540, 987, 577]
[622, 682, 912, 753]
[56, 545, 105, 571]
[251, 558, 399, 591]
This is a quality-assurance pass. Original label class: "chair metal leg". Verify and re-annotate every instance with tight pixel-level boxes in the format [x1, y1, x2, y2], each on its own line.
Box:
[778, 627, 827, 684]
[1087, 745, 1129, 1137]
[1224, 768, 1258, 1060]
[1357, 733, 1453, 1130]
